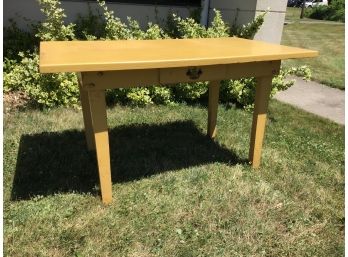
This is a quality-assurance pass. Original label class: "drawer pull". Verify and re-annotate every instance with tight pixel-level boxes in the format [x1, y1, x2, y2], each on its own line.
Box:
[186, 67, 202, 80]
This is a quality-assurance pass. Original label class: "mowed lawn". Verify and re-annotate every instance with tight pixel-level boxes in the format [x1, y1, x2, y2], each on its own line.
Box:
[282, 8, 345, 89]
[4, 102, 344, 256]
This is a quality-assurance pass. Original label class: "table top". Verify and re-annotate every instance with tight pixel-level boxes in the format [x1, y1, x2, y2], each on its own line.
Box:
[39, 37, 318, 73]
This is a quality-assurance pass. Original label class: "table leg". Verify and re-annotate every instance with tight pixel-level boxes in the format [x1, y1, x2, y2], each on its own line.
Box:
[249, 76, 273, 168]
[88, 90, 112, 204]
[207, 80, 220, 139]
[79, 88, 95, 150]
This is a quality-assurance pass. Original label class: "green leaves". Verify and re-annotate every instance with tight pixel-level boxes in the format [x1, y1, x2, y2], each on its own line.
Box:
[4, 52, 79, 108]
[305, 0, 345, 22]
[173, 9, 229, 39]
[36, 0, 75, 41]
[231, 11, 267, 39]
[220, 65, 312, 111]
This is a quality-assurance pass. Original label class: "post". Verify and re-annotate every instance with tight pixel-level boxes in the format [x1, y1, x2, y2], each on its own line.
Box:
[300, 0, 306, 19]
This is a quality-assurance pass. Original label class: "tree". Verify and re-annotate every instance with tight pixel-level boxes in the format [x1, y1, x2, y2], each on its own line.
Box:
[300, 0, 305, 18]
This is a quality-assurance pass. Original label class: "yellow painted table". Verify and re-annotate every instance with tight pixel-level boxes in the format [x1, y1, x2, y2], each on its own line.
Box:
[40, 37, 318, 204]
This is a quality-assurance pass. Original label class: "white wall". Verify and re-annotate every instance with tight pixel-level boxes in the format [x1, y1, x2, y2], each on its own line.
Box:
[3, 0, 192, 29]
[210, 0, 258, 26]
[209, 0, 287, 43]
[254, 0, 287, 43]
[4, 0, 287, 44]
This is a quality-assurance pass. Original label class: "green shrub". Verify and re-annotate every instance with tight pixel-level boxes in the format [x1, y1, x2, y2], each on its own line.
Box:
[3, 0, 311, 110]
[97, 0, 130, 40]
[75, 5, 106, 40]
[4, 52, 79, 108]
[220, 78, 255, 110]
[4, 0, 79, 108]
[172, 9, 229, 39]
[36, 0, 75, 40]
[230, 11, 266, 38]
[220, 65, 311, 110]
[4, 19, 39, 60]
[173, 82, 209, 102]
[149, 86, 173, 105]
[125, 88, 153, 106]
[305, 0, 344, 22]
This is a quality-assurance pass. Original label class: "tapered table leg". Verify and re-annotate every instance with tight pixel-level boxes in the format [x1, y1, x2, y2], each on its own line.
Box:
[249, 76, 273, 168]
[78, 74, 95, 151]
[79, 88, 96, 150]
[88, 90, 112, 204]
[207, 80, 220, 139]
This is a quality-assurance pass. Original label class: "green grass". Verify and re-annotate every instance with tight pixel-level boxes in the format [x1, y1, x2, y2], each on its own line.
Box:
[282, 8, 345, 89]
[4, 102, 344, 256]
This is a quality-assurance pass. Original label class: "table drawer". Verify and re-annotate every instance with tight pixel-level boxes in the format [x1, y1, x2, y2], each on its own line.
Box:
[159, 65, 226, 84]
[81, 69, 160, 90]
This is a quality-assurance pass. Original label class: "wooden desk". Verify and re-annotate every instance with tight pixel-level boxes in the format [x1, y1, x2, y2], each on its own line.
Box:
[40, 37, 318, 204]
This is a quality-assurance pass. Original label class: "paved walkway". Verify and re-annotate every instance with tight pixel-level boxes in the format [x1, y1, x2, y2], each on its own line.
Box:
[274, 76, 345, 125]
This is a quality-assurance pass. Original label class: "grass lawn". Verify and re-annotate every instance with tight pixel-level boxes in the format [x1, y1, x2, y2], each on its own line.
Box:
[4, 102, 344, 256]
[282, 7, 345, 89]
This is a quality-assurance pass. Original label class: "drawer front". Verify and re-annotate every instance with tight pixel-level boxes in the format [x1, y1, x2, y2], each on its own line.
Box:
[225, 61, 281, 79]
[81, 69, 160, 90]
[159, 65, 227, 84]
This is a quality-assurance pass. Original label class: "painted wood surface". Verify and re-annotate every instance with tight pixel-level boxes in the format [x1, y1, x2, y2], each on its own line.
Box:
[40, 37, 318, 73]
[207, 81, 220, 139]
[249, 76, 274, 168]
[80, 61, 281, 90]
[78, 74, 95, 151]
[88, 90, 112, 204]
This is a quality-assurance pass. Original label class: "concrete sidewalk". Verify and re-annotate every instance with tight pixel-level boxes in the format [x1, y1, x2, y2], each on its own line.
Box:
[274, 77, 345, 125]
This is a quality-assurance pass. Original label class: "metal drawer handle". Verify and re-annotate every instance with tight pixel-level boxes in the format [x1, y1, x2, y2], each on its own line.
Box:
[186, 67, 202, 80]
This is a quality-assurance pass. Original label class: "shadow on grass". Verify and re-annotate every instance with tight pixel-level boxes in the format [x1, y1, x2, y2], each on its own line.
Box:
[11, 120, 247, 200]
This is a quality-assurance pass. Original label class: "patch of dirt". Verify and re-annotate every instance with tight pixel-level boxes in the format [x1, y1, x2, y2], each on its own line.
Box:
[3, 91, 30, 113]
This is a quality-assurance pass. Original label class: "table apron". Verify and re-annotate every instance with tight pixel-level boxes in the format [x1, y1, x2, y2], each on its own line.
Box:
[80, 60, 280, 90]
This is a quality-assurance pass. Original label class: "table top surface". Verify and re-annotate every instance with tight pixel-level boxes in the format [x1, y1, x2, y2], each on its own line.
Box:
[40, 37, 318, 73]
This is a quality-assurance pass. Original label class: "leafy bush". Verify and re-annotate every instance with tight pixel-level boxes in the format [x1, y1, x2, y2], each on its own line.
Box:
[4, 19, 39, 60]
[36, 0, 76, 40]
[231, 11, 267, 39]
[4, 0, 311, 110]
[149, 86, 173, 105]
[4, 52, 79, 108]
[75, 5, 106, 40]
[4, 0, 79, 108]
[219, 66, 311, 110]
[305, 0, 344, 22]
